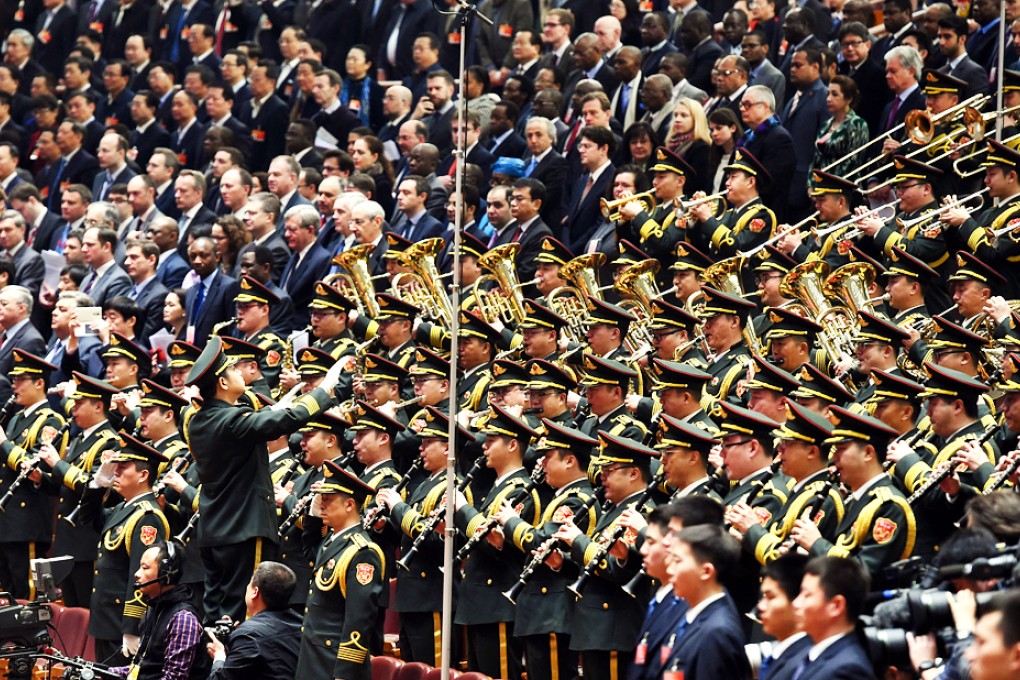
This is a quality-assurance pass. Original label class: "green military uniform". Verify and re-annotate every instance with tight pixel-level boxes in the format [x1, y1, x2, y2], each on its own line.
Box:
[575, 355, 649, 449]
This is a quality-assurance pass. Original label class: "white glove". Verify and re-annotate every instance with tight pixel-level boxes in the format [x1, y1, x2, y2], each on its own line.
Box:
[318, 357, 346, 395]
[95, 458, 118, 488]
[122, 633, 140, 657]
[310, 493, 323, 518]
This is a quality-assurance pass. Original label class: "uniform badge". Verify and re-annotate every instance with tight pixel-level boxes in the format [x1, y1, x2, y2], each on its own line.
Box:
[356, 563, 375, 585]
[749, 218, 766, 233]
[837, 239, 851, 255]
[514, 502, 525, 514]
[552, 506, 573, 523]
[752, 507, 772, 525]
[266, 350, 281, 367]
[622, 526, 638, 546]
[326, 559, 336, 570]
[140, 525, 158, 546]
[923, 227, 941, 239]
[873, 517, 897, 544]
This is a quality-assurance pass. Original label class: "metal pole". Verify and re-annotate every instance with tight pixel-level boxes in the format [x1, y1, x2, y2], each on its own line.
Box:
[997, 0, 1006, 142]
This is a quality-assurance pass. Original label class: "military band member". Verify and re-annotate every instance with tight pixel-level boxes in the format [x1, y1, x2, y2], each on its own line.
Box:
[454, 233, 491, 312]
[220, 337, 273, 401]
[292, 347, 337, 394]
[778, 170, 857, 268]
[80, 434, 170, 662]
[609, 241, 657, 295]
[648, 299, 707, 370]
[576, 355, 649, 445]
[391, 348, 451, 476]
[533, 237, 573, 303]
[494, 422, 600, 680]
[233, 276, 287, 391]
[749, 247, 798, 340]
[698, 287, 755, 405]
[620, 147, 692, 260]
[37, 372, 121, 607]
[908, 318, 998, 423]
[865, 369, 927, 443]
[351, 293, 421, 400]
[947, 140, 1020, 298]
[729, 401, 844, 566]
[789, 363, 855, 421]
[103, 333, 149, 434]
[789, 406, 916, 583]
[668, 242, 713, 308]
[945, 252, 1006, 331]
[277, 280, 358, 397]
[688, 148, 777, 261]
[453, 406, 541, 680]
[376, 407, 474, 667]
[0, 351, 66, 600]
[852, 311, 912, 406]
[166, 341, 202, 390]
[654, 415, 723, 501]
[882, 247, 939, 329]
[518, 300, 571, 362]
[296, 461, 384, 680]
[554, 433, 658, 680]
[184, 336, 344, 623]
[765, 307, 824, 374]
[743, 354, 799, 424]
[456, 312, 500, 413]
[641, 359, 716, 435]
[583, 297, 645, 396]
[524, 359, 579, 470]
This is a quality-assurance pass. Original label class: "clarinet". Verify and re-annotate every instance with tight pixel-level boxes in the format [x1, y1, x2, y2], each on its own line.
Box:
[744, 459, 782, 506]
[568, 470, 663, 599]
[984, 450, 1020, 494]
[502, 485, 605, 605]
[455, 464, 546, 562]
[0, 422, 71, 512]
[152, 452, 193, 498]
[277, 451, 356, 539]
[907, 430, 995, 505]
[0, 395, 18, 428]
[275, 455, 305, 490]
[395, 456, 486, 571]
[175, 508, 200, 543]
[362, 457, 424, 530]
[777, 466, 840, 554]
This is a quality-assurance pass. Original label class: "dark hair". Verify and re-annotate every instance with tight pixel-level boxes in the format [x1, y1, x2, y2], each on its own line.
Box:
[347, 173, 377, 196]
[828, 74, 861, 108]
[322, 149, 356, 175]
[901, 29, 932, 55]
[251, 244, 276, 269]
[614, 164, 651, 194]
[103, 295, 142, 328]
[965, 491, 1020, 544]
[982, 589, 1020, 647]
[251, 561, 297, 610]
[0, 254, 14, 283]
[61, 263, 89, 287]
[512, 177, 546, 205]
[675, 524, 740, 582]
[935, 527, 999, 574]
[579, 125, 617, 157]
[804, 556, 870, 621]
[797, 47, 823, 68]
[665, 496, 725, 527]
[762, 553, 810, 602]
[938, 15, 969, 38]
[884, 0, 911, 13]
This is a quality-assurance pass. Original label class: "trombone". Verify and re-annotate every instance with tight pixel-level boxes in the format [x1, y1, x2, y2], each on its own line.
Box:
[811, 200, 901, 240]
[600, 189, 656, 222]
[738, 212, 819, 258]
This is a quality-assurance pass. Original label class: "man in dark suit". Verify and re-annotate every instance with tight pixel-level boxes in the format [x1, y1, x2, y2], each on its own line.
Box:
[128, 91, 172, 170]
[506, 178, 553, 288]
[158, 0, 216, 71]
[80, 224, 133, 307]
[836, 22, 891, 136]
[391, 175, 444, 242]
[185, 236, 239, 347]
[239, 60, 289, 173]
[564, 33, 620, 106]
[237, 192, 291, 283]
[780, 49, 830, 220]
[936, 15, 990, 97]
[170, 90, 207, 171]
[174, 169, 218, 256]
[205, 82, 252, 159]
[146, 215, 190, 289]
[8, 184, 62, 253]
[879, 45, 926, 135]
[91, 134, 137, 203]
[44, 120, 100, 213]
[521, 117, 568, 228]
[437, 111, 494, 184]
[487, 101, 528, 158]
[356, 0, 397, 59]
[872, 0, 913, 61]
[966, 0, 1001, 72]
[278, 204, 332, 329]
[0, 209, 45, 297]
[96, 60, 135, 128]
[738, 85, 796, 220]
[103, 1, 152, 61]
[0, 286, 47, 379]
[123, 239, 170, 345]
[32, 0, 77, 76]
[640, 13, 679, 78]
[378, 0, 440, 80]
[678, 12, 723, 93]
[661, 525, 751, 680]
[562, 126, 615, 254]
[778, 8, 825, 78]
[310, 70, 361, 154]
[609, 47, 645, 131]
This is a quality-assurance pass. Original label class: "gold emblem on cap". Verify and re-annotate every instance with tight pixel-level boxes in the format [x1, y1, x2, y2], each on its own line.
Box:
[651, 302, 663, 315]
[769, 310, 782, 323]
[315, 283, 327, 295]
[926, 71, 937, 82]
[415, 350, 427, 362]
[300, 350, 316, 363]
[386, 233, 401, 246]
[734, 149, 744, 161]
[365, 356, 378, 369]
[656, 148, 666, 160]
[676, 244, 689, 257]
[459, 311, 471, 324]
[323, 464, 334, 477]
[587, 298, 597, 312]
[525, 301, 536, 314]
[812, 171, 822, 183]
[894, 158, 905, 170]
[541, 239, 555, 251]
[584, 357, 596, 371]
[240, 277, 253, 291]
[378, 296, 389, 307]
[424, 409, 435, 422]
[957, 253, 966, 267]
[529, 363, 546, 375]
[493, 363, 507, 376]
[170, 344, 186, 356]
[142, 382, 152, 394]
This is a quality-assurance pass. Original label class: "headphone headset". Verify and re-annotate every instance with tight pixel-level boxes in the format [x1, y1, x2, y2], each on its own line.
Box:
[159, 540, 184, 585]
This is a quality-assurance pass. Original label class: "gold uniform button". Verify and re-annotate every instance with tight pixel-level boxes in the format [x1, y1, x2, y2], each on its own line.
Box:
[541, 587, 547, 594]
[602, 603, 609, 610]
[116, 599, 121, 604]
[325, 640, 332, 647]
[486, 579, 492, 585]
[19, 502, 25, 508]
[421, 572, 427, 578]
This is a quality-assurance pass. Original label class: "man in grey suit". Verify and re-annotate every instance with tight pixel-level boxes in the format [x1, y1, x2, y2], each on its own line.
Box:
[659, 53, 708, 106]
[123, 239, 170, 346]
[79, 218, 133, 307]
[936, 15, 990, 97]
[123, 176, 165, 245]
[742, 30, 787, 112]
[0, 286, 47, 379]
[0, 210, 45, 297]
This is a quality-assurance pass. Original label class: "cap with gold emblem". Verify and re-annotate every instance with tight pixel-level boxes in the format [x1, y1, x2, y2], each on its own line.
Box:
[534, 236, 573, 266]
[220, 336, 267, 362]
[947, 251, 1007, 288]
[855, 310, 910, 345]
[297, 347, 337, 376]
[381, 232, 414, 260]
[578, 354, 637, 387]
[518, 298, 568, 331]
[315, 459, 377, 502]
[699, 286, 757, 321]
[881, 247, 939, 281]
[980, 139, 1020, 170]
[655, 414, 718, 453]
[744, 354, 800, 393]
[415, 405, 475, 441]
[808, 169, 859, 197]
[925, 316, 989, 354]
[349, 400, 406, 434]
[1005, 69, 1020, 92]
[526, 358, 577, 392]
[138, 378, 189, 415]
[71, 371, 121, 404]
[9, 350, 58, 378]
[846, 244, 887, 276]
[997, 353, 1020, 393]
[595, 431, 657, 472]
[374, 293, 420, 320]
[670, 242, 713, 272]
[410, 347, 449, 377]
[648, 299, 700, 332]
[101, 332, 150, 367]
[725, 148, 772, 184]
[586, 296, 637, 329]
[822, 405, 898, 447]
[919, 362, 990, 400]
[490, 359, 530, 389]
[921, 69, 968, 96]
[309, 280, 355, 312]
[234, 275, 281, 307]
[650, 146, 696, 176]
[481, 404, 539, 442]
[752, 245, 799, 275]
[109, 432, 169, 467]
[299, 411, 350, 434]
[650, 358, 711, 392]
[460, 232, 489, 259]
[790, 363, 854, 405]
[185, 337, 233, 389]
[863, 368, 925, 406]
[536, 419, 598, 465]
[717, 401, 780, 441]
[167, 341, 202, 369]
[774, 400, 834, 444]
[459, 311, 503, 345]
[764, 307, 822, 341]
[362, 353, 407, 383]
[888, 155, 943, 186]
[611, 240, 653, 267]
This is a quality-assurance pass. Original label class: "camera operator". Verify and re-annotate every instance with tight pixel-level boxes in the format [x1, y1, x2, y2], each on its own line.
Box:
[106, 542, 211, 680]
[965, 589, 1020, 680]
[205, 561, 302, 680]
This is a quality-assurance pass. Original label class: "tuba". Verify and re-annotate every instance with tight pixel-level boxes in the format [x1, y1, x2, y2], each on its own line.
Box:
[699, 255, 746, 296]
[781, 261, 857, 364]
[331, 244, 381, 316]
[474, 243, 527, 324]
[826, 262, 877, 316]
[395, 238, 454, 325]
[615, 259, 660, 358]
[548, 253, 605, 344]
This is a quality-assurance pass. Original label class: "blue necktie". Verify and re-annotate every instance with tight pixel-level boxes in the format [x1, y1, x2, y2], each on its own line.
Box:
[524, 157, 538, 177]
[170, 9, 187, 62]
[759, 654, 774, 680]
[791, 656, 811, 680]
[192, 281, 206, 321]
[49, 158, 66, 209]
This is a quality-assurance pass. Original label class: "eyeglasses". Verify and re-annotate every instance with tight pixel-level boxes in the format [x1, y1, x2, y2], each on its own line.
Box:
[599, 463, 636, 475]
[895, 182, 922, 192]
[543, 21, 562, 27]
[411, 376, 442, 386]
[712, 68, 740, 77]
[720, 439, 753, 449]
[739, 100, 764, 109]
[840, 40, 866, 48]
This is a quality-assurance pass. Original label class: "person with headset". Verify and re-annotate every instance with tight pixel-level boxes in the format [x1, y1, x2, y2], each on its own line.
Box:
[106, 541, 212, 680]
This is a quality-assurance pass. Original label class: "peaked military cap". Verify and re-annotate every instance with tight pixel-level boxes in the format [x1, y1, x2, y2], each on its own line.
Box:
[534, 236, 573, 266]
[921, 69, 968, 96]
[299, 411, 350, 434]
[167, 341, 202, 369]
[526, 359, 577, 392]
[596, 431, 657, 471]
[855, 310, 910, 345]
[774, 400, 834, 444]
[110, 432, 168, 467]
[481, 404, 539, 442]
[297, 347, 336, 375]
[460, 232, 489, 259]
[864, 369, 925, 406]
[725, 148, 772, 184]
[790, 363, 854, 405]
[139, 379, 189, 414]
[519, 298, 568, 331]
[101, 332, 149, 365]
[612, 240, 653, 267]
[889, 155, 943, 185]
[309, 280, 355, 312]
[586, 296, 637, 328]
[650, 358, 711, 392]
[752, 245, 799, 275]
[374, 293, 420, 320]
[536, 419, 598, 466]
[349, 400, 406, 434]
[670, 242, 713, 272]
[655, 414, 718, 453]
[410, 347, 449, 377]
[926, 316, 989, 353]
[717, 401, 780, 441]
[10, 350, 58, 377]
[948, 251, 1007, 287]
[316, 460, 377, 502]
[72, 371, 120, 404]
[699, 286, 757, 320]
[235, 275, 280, 307]
[459, 311, 503, 345]
[490, 359, 530, 389]
[220, 336, 267, 362]
[822, 405, 898, 446]
[649, 298, 700, 332]
[919, 362, 990, 399]
[744, 354, 800, 393]
[362, 353, 407, 383]
[415, 405, 475, 441]
[381, 232, 414, 260]
[764, 307, 823, 340]
[650, 146, 696, 176]
[882, 247, 939, 281]
[809, 169, 859, 197]
[578, 354, 637, 387]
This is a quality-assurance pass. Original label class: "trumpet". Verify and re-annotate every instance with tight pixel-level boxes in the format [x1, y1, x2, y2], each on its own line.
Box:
[738, 212, 820, 258]
[811, 200, 902, 239]
[896, 188, 990, 232]
[600, 189, 656, 222]
[362, 457, 424, 529]
[674, 192, 727, 215]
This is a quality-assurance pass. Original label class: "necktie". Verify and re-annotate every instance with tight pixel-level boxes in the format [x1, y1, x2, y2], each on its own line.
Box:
[788, 90, 802, 116]
[55, 223, 70, 253]
[128, 284, 141, 300]
[46, 341, 64, 366]
[171, 7, 188, 62]
[82, 272, 96, 294]
[99, 172, 111, 201]
[621, 83, 631, 116]
[759, 654, 774, 680]
[524, 157, 538, 177]
[510, 225, 522, 243]
[49, 158, 66, 208]
[564, 120, 582, 152]
[215, 8, 227, 54]
[791, 656, 811, 680]
[191, 280, 206, 321]
[178, 215, 190, 243]
[580, 174, 594, 203]
[884, 97, 901, 132]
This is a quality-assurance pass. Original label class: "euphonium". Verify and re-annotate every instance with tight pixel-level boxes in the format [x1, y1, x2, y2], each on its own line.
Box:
[615, 259, 661, 315]
[600, 189, 656, 222]
[332, 244, 381, 316]
[781, 261, 857, 364]
[560, 253, 607, 300]
[826, 262, 877, 316]
[397, 238, 454, 324]
[474, 242, 527, 324]
[699, 255, 746, 296]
